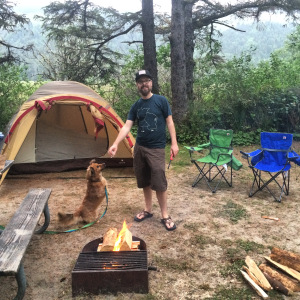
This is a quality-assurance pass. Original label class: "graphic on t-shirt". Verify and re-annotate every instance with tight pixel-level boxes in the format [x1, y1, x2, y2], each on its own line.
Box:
[137, 108, 158, 132]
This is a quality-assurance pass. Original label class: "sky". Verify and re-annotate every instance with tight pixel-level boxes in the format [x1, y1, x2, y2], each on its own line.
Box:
[14, 0, 172, 17]
[13, 0, 279, 23]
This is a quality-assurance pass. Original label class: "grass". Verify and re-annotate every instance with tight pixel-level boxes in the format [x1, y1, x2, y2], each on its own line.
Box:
[217, 200, 248, 223]
[203, 286, 256, 300]
[153, 254, 196, 271]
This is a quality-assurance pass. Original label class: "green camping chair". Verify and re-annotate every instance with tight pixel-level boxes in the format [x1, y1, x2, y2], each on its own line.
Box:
[185, 129, 242, 193]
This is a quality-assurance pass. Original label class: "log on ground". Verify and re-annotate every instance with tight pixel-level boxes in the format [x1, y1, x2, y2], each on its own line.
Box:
[270, 247, 300, 272]
[260, 263, 300, 295]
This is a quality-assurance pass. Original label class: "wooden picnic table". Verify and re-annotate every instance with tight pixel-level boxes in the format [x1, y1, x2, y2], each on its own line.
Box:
[0, 159, 14, 180]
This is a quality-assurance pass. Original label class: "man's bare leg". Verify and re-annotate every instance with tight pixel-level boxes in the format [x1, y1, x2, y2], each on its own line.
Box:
[156, 190, 176, 230]
[135, 186, 153, 220]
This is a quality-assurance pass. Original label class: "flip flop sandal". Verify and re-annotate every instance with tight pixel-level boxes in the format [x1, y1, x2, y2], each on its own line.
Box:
[161, 216, 176, 231]
[134, 210, 153, 222]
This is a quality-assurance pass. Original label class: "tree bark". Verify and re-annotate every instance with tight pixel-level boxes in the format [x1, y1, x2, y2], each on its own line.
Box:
[259, 263, 300, 294]
[270, 247, 300, 272]
[142, 0, 159, 94]
[170, 0, 187, 123]
[184, 1, 195, 104]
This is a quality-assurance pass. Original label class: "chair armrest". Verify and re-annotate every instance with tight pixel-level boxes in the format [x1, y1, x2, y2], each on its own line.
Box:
[288, 151, 299, 160]
[240, 149, 262, 158]
[289, 151, 300, 165]
[197, 142, 210, 149]
[184, 143, 210, 153]
[215, 150, 233, 165]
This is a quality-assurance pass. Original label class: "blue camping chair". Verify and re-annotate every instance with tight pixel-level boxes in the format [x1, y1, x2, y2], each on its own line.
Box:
[240, 132, 299, 202]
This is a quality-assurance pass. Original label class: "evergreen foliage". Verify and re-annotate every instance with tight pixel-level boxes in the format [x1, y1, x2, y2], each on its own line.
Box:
[0, 64, 42, 132]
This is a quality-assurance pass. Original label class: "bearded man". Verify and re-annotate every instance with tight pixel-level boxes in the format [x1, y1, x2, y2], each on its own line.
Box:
[108, 70, 179, 231]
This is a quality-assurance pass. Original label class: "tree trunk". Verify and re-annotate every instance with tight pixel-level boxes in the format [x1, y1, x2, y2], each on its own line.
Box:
[170, 0, 187, 124]
[184, 1, 195, 104]
[142, 0, 159, 94]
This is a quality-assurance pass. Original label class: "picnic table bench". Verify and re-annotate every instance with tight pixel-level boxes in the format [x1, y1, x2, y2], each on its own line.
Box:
[0, 159, 14, 180]
[0, 188, 51, 300]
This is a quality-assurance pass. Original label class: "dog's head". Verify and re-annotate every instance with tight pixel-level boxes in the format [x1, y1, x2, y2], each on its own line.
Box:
[86, 159, 106, 181]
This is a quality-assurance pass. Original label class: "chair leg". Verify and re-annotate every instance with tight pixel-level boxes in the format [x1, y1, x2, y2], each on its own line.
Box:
[249, 168, 290, 202]
[209, 166, 229, 193]
[191, 162, 207, 187]
[193, 163, 232, 192]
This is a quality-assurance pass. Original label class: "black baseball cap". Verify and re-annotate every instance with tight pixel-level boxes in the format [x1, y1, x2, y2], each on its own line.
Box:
[135, 70, 153, 82]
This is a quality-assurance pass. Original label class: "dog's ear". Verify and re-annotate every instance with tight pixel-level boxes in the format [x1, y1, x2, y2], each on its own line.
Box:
[89, 159, 96, 165]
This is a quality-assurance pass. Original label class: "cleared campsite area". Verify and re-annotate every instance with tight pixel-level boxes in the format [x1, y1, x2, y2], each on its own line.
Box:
[0, 145, 300, 299]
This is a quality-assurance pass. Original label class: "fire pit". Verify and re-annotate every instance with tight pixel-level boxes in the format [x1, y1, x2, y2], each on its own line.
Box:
[72, 236, 149, 296]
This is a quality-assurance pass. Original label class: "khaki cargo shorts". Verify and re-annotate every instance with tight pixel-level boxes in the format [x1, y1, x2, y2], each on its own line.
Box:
[133, 143, 167, 191]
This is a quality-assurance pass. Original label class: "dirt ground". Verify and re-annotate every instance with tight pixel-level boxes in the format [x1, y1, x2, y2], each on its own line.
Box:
[1, 144, 300, 300]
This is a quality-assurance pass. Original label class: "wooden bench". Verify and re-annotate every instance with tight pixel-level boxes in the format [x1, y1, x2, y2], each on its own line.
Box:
[0, 159, 14, 180]
[0, 188, 51, 300]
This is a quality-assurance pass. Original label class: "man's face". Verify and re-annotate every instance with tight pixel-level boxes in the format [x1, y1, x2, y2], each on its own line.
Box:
[136, 76, 152, 97]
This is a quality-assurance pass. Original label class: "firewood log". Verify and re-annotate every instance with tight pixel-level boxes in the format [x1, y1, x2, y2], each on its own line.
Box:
[242, 266, 263, 288]
[263, 272, 291, 296]
[259, 263, 300, 294]
[245, 256, 272, 291]
[98, 227, 118, 251]
[264, 256, 300, 282]
[240, 270, 269, 299]
[119, 228, 132, 251]
[270, 247, 300, 272]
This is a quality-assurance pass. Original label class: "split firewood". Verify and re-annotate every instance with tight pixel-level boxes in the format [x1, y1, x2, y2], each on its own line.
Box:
[259, 263, 300, 295]
[243, 266, 262, 287]
[240, 270, 269, 299]
[264, 256, 300, 282]
[270, 247, 300, 272]
[242, 266, 265, 288]
[131, 241, 140, 250]
[98, 227, 118, 252]
[245, 256, 272, 291]
[118, 228, 132, 251]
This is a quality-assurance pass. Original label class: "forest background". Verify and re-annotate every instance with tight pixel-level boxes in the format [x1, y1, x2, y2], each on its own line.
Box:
[1, 0, 300, 146]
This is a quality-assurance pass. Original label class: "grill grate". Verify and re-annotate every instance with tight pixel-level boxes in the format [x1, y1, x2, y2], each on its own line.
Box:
[72, 237, 149, 296]
[73, 250, 148, 271]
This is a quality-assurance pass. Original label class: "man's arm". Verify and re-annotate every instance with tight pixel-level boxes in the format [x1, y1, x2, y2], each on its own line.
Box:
[108, 120, 134, 157]
[166, 115, 179, 157]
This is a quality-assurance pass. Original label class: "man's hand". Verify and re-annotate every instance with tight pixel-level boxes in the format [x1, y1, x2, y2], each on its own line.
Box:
[170, 144, 179, 158]
[108, 145, 117, 158]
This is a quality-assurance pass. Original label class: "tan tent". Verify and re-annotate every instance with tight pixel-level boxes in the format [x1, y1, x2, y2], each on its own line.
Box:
[0, 81, 135, 184]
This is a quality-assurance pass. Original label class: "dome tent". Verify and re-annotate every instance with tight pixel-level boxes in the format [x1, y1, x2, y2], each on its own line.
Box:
[0, 81, 135, 184]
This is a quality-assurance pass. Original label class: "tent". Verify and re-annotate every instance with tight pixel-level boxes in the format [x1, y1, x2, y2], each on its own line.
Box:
[0, 81, 135, 184]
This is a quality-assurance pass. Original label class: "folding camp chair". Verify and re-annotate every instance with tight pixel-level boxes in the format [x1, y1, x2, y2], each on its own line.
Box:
[185, 129, 242, 193]
[240, 132, 299, 202]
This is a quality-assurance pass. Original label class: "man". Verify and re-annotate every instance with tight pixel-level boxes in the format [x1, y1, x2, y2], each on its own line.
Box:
[108, 70, 179, 231]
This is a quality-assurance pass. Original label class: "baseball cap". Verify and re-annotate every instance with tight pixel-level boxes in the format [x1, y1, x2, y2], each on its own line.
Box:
[135, 70, 153, 82]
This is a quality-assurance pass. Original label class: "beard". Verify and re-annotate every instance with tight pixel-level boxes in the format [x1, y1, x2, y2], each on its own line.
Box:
[138, 86, 152, 97]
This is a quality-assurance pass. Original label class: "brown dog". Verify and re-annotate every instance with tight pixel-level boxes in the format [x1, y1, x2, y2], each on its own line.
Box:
[58, 159, 108, 225]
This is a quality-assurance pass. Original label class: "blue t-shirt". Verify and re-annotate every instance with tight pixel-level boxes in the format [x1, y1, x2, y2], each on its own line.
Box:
[127, 94, 172, 148]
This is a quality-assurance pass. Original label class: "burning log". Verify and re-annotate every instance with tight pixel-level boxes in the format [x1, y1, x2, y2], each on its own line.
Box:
[98, 228, 118, 252]
[114, 223, 132, 251]
[270, 247, 300, 272]
[98, 220, 135, 252]
[240, 270, 269, 299]
[244, 256, 272, 291]
[264, 256, 300, 282]
[259, 263, 300, 295]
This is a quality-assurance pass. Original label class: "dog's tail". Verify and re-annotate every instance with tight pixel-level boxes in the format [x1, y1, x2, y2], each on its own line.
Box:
[57, 211, 80, 226]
